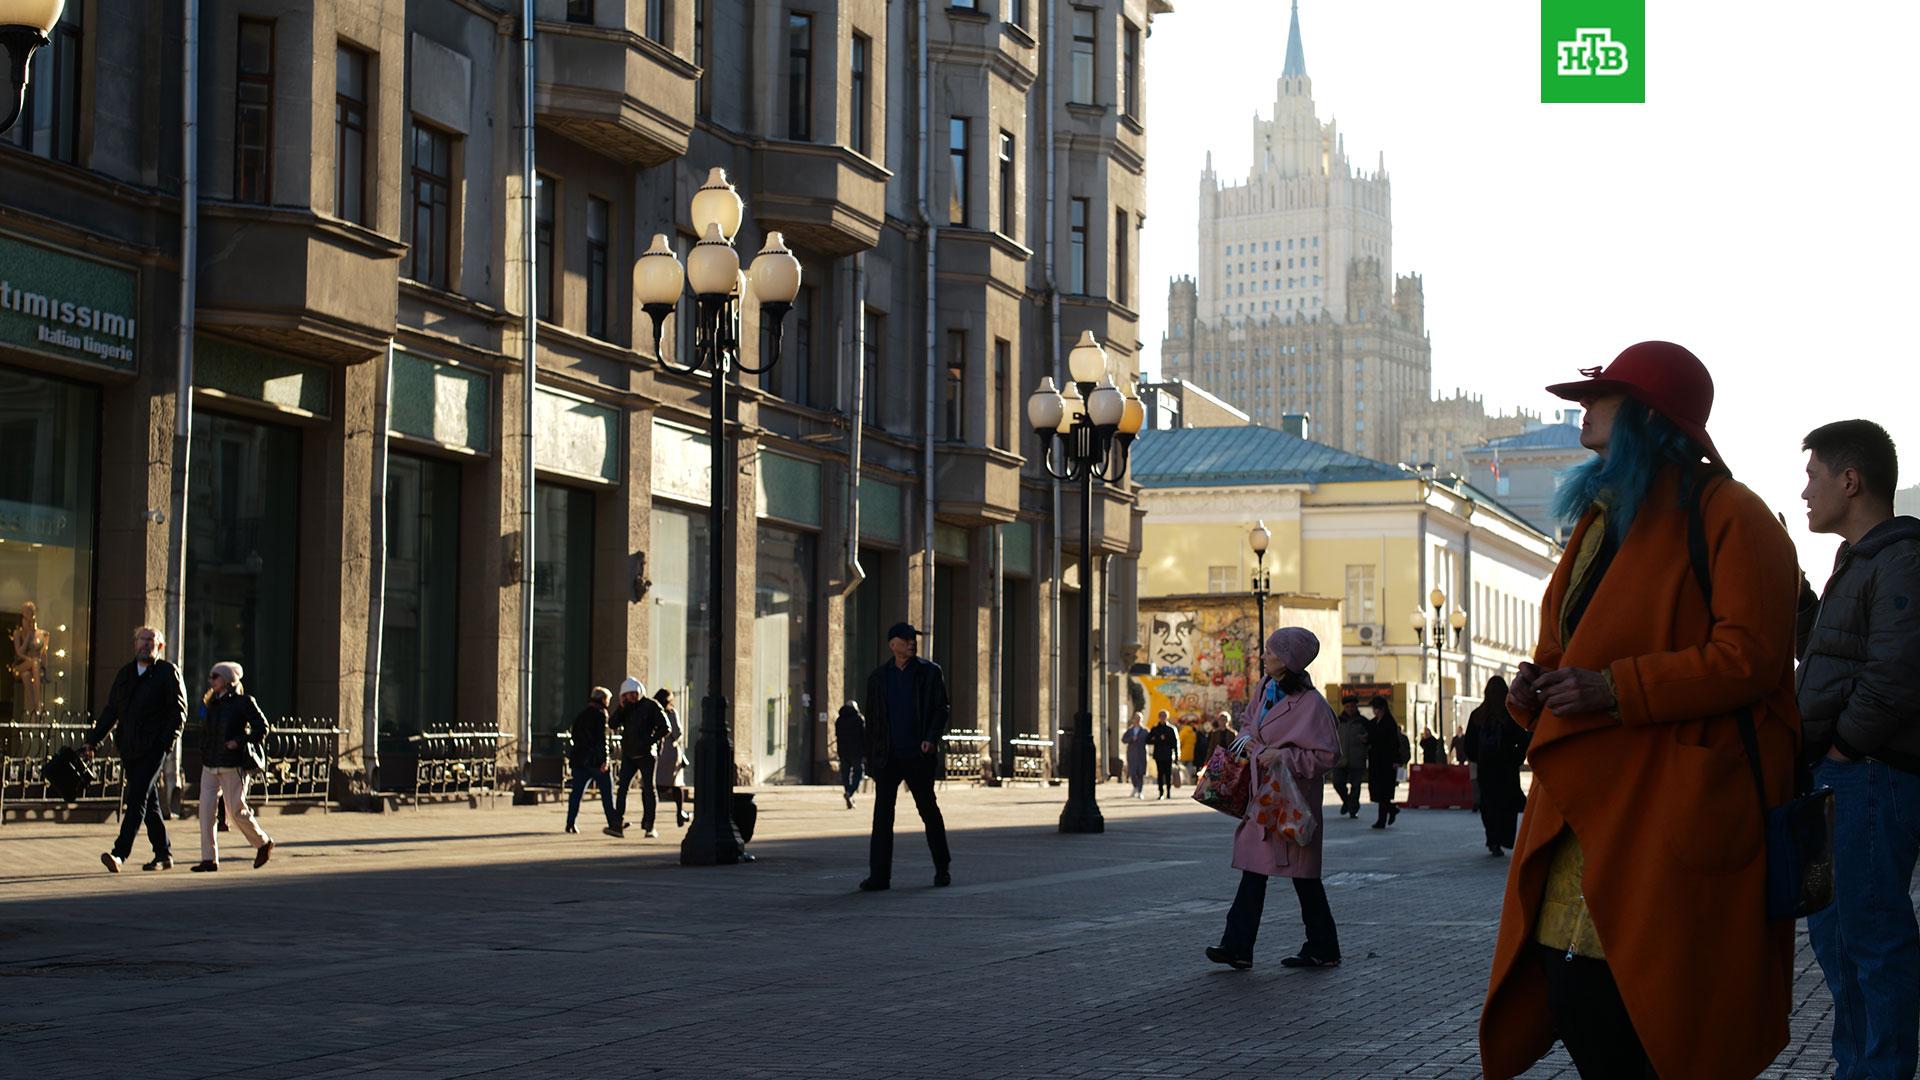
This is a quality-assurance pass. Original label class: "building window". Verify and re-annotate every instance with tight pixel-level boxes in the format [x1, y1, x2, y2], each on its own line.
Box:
[1070, 8, 1096, 104]
[998, 130, 1016, 237]
[335, 45, 370, 225]
[754, 524, 818, 779]
[787, 12, 813, 140]
[782, 285, 815, 405]
[1344, 565, 1377, 627]
[586, 196, 610, 339]
[1207, 566, 1239, 593]
[862, 310, 883, 425]
[645, 0, 667, 42]
[1114, 208, 1129, 306]
[535, 174, 556, 321]
[379, 454, 462, 744]
[410, 122, 454, 289]
[993, 339, 1012, 451]
[7, 4, 82, 162]
[948, 117, 970, 226]
[1069, 197, 1089, 294]
[0, 370, 98, 716]
[694, 0, 708, 116]
[234, 18, 275, 204]
[532, 483, 595, 759]
[943, 330, 965, 441]
[566, 0, 593, 24]
[1007, 0, 1026, 29]
[1122, 22, 1140, 118]
[850, 33, 871, 155]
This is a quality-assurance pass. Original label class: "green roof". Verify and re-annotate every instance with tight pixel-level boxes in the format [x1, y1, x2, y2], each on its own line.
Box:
[1130, 425, 1405, 488]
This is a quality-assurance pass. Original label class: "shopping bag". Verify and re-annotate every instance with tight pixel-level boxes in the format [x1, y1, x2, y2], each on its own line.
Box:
[1193, 743, 1250, 818]
[1253, 759, 1318, 847]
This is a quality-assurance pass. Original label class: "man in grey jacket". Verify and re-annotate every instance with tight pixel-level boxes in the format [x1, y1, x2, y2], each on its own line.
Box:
[1796, 419, 1920, 1080]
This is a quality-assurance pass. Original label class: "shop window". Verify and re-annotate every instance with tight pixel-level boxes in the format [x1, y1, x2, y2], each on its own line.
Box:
[0, 370, 97, 719]
[377, 454, 461, 748]
[531, 483, 595, 759]
[234, 18, 275, 203]
[754, 524, 816, 782]
[649, 506, 712, 716]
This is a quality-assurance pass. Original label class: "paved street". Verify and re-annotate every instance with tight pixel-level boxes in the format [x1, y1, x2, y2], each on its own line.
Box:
[0, 784, 1845, 1078]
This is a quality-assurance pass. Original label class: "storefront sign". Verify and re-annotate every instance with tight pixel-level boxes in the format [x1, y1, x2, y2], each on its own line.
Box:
[652, 421, 711, 504]
[755, 452, 821, 527]
[857, 477, 902, 544]
[391, 348, 489, 452]
[0, 497, 77, 547]
[195, 335, 331, 417]
[0, 232, 139, 370]
[534, 387, 619, 483]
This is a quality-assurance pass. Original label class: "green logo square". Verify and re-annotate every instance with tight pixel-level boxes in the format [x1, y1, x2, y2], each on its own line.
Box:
[1542, 0, 1644, 103]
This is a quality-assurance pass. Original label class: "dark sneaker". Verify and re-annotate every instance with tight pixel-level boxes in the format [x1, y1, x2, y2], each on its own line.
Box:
[253, 840, 274, 868]
[843, 792, 854, 809]
[934, 868, 952, 887]
[603, 826, 625, 838]
[565, 825, 579, 834]
[100, 852, 122, 873]
[1205, 946, 1253, 971]
[1280, 952, 1340, 969]
[141, 856, 173, 871]
[190, 861, 218, 872]
[857, 878, 890, 892]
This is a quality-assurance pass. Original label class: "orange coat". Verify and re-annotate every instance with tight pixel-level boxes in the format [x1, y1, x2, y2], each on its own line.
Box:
[1479, 470, 1801, 1080]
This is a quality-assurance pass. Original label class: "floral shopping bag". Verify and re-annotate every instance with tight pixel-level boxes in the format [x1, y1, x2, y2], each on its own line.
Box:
[1193, 742, 1251, 818]
[1252, 760, 1317, 846]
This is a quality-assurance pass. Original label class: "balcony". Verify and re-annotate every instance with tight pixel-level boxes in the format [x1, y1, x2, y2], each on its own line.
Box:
[195, 204, 404, 364]
[937, 227, 1032, 294]
[750, 141, 890, 257]
[934, 443, 1022, 526]
[535, 21, 697, 167]
[1059, 482, 1139, 558]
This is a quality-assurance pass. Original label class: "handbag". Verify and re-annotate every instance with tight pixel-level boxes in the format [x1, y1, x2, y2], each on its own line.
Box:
[43, 745, 96, 802]
[1688, 476, 1835, 921]
[1193, 741, 1251, 818]
[242, 738, 268, 776]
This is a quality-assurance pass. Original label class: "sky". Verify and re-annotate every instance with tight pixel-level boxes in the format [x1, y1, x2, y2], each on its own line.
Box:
[1137, 0, 1920, 575]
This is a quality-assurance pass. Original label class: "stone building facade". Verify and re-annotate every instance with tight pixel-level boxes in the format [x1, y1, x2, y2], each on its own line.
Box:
[1155, 2, 1432, 462]
[1398, 391, 1537, 474]
[0, 0, 1168, 790]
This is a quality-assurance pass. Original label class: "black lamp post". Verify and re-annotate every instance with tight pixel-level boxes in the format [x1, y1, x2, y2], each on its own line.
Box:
[0, 2, 65, 135]
[1409, 589, 1468, 742]
[636, 168, 802, 867]
[1028, 332, 1144, 834]
[1248, 521, 1271, 676]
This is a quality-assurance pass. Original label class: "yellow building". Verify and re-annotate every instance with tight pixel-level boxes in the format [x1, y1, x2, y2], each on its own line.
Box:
[1131, 425, 1562, 743]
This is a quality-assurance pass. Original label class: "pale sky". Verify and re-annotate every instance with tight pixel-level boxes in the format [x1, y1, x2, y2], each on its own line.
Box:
[1138, 0, 1920, 575]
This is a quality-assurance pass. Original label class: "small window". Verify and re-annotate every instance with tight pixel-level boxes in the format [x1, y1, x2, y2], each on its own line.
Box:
[948, 117, 970, 226]
[1070, 8, 1096, 103]
[586, 196, 610, 339]
[943, 331, 966, 441]
[993, 339, 1012, 451]
[694, 1, 708, 116]
[1122, 22, 1140, 118]
[862, 310, 883, 425]
[410, 123, 455, 289]
[1007, 0, 1027, 29]
[566, 0, 594, 24]
[645, 0, 667, 43]
[1069, 198, 1089, 294]
[784, 285, 815, 405]
[335, 44, 370, 225]
[1207, 566, 1239, 593]
[787, 12, 813, 140]
[997, 130, 1016, 237]
[535, 174, 557, 321]
[1114, 208, 1129, 306]
[850, 33, 871, 155]
[235, 19, 275, 203]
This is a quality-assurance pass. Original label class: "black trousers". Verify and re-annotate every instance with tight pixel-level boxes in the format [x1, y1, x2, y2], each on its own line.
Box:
[1535, 945, 1659, 1078]
[1329, 767, 1361, 814]
[1154, 755, 1175, 797]
[1219, 869, 1339, 961]
[113, 753, 171, 861]
[868, 755, 950, 881]
[616, 755, 657, 830]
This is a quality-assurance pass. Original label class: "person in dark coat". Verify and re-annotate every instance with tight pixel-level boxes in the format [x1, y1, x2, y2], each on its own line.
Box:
[1121, 713, 1149, 798]
[1469, 676, 1529, 855]
[1330, 700, 1369, 818]
[1146, 710, 1179, 799]
[565, 687, 618, 836]
[859, 623, 952, 891]
[653, 688, 688, 828]
[1420, 728, 1446, 765]
[611, 677, 669, 838]
[1365, 695, 1406, 829]
[835, 701, 866, 809]
[84, 626, 189, 872]
[190, 660, 274, 872]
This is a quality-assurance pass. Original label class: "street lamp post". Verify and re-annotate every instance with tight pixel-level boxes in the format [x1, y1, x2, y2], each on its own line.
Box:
[1248, 521, 1272, 675]
[0, 1, 65, 134]
[636, 168, 803, 867]
[1028, 332, 1144, 834]
[1409, 589, 1469, 742]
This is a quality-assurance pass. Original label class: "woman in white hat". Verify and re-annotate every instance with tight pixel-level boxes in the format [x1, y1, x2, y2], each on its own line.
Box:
[191, 661, 273, 871]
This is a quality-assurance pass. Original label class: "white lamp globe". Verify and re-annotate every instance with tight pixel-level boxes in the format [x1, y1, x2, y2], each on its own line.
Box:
[1249, 521, 1271, 555]
[686, 223, 740, 299]
[1057, 382, 1085, 434]
[689, 167, 744, 242]
[1067, 330, 1107, 386]
[748, 231, 802, 304]
[1027, 377, 1065, 432]
[1087, 379, 1124, 428]
[635, 233, 684, 306]
[3, 1, 66, 33]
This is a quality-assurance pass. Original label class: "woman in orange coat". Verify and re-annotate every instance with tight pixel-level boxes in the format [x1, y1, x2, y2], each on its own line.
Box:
[1478, 342, 1801, 1080]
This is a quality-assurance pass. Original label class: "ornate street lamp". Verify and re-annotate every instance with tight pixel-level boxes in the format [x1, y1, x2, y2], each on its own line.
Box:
[636, 167, 802, 867]
[1028, 331, 1143, 834]
[1248, 521, 1272, 675]
[1410, 588, 1468, 743]
[0, 0, 64, 135]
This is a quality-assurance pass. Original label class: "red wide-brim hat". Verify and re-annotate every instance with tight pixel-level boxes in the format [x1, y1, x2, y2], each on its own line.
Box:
[1546, 340, 1722, 464]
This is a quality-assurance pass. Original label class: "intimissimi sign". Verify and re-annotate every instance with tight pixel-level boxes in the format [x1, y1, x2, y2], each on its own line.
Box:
[0, 231, 139, 370]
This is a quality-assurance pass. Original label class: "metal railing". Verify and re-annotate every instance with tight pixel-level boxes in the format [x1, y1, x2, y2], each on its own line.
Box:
[249, 724, 341, 810]
[0, 716, 124, 819]
[406, 730, 511, 807]
[1009, 736, 1054, 784]
[941, 731, 991, 784]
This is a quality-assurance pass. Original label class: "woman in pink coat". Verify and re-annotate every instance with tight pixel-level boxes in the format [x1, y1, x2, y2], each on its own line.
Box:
[1205, 626, 1341, 971]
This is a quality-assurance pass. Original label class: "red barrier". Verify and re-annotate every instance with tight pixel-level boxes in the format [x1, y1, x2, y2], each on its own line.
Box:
[1405, 764, 1474, 809]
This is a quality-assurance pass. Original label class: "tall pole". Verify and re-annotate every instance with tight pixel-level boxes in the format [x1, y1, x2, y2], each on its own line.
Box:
[1253, 556, 1266, 678]
[517, 0, 538, 783]
[1058, 464, 1103, 833]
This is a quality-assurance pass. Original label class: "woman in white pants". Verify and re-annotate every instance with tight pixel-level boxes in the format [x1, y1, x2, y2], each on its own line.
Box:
[191, 661, 273, 871]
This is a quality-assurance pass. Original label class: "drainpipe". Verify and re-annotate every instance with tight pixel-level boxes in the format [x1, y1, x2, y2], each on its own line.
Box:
[917, 0, 937, 640]
[1043, 0, 1062, 753]
[363, 343, 395, 788]
[839, 254, 866, 598]
[166, 0, 198, 754]
[518, 0, 538, 779]
[989, 524, 1003, 768]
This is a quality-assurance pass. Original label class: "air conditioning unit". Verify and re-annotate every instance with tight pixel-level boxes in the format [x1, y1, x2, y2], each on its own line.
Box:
[1354, 623, 1383, 646]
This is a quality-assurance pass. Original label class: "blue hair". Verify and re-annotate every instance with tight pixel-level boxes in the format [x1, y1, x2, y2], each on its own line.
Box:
[1551, 399, 1703, 546]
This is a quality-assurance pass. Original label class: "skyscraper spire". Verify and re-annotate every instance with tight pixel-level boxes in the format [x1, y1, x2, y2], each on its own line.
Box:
[1282, 0, 1308, 79]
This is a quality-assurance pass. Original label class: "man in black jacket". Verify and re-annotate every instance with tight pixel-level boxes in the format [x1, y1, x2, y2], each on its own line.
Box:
[858, 623, 951, 891]
[84, 626, 188, 872]
[611, 677, 669, 838]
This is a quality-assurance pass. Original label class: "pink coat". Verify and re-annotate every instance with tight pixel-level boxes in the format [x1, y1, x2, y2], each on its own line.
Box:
[1230, 681, 1339, 879]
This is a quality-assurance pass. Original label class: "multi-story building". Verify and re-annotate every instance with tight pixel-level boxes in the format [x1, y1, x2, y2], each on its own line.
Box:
[1399, 391, 1536, 473]
[0, 0, 1168, 791]
[1156, 2, 1430, 461]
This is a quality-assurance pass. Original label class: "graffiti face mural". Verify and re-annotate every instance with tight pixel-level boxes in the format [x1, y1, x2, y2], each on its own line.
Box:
[1148, 611, 1198, 673]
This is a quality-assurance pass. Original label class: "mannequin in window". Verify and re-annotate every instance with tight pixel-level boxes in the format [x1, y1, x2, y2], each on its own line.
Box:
[11, 602, 50, 716]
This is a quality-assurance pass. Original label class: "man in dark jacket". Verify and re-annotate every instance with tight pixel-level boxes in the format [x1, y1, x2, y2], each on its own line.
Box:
[1145, 710, 1179, 799]
[84, 626, 188, 872]
[611, 676, 669, 838]
[1330, 701, 1369, 818]
[565, 688, 619, 837]
[858, 623, 951, 891]
[1796, 420, 1920, 1080]
[835, 702, 865, 809]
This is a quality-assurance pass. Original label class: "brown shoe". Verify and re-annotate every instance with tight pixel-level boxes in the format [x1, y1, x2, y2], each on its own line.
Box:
[253, 840, 274, 868]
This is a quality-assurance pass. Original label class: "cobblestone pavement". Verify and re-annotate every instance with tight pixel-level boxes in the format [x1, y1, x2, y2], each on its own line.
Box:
[0, 783, 1847, 1078]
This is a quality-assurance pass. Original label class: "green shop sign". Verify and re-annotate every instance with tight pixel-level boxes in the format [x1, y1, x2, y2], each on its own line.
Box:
[0, 231, 140, 370]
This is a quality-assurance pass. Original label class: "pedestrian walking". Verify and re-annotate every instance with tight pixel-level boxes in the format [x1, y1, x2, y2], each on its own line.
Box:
[1206, 626, 1340, 971]
[835, 700, 866, 808]
[653, 688, 689, 827]
[1468, 676, 1528, 857]
[1366, 696, 1406, 829]
[1147, 710, 1178, 798]
[84, 626, 188, 873]
[1795, 419, 1920, 1080]
[611, 677, 670, 837]
[858, 622, 952, 891]
[190, 661, 274, 872]
[1329, 699, 1367, 818]
[1420, 727, 1445, 765]
[1478, 341, 1800, 1080]
[565, 687, 619, 837]
[1122, 713, 1148, 798]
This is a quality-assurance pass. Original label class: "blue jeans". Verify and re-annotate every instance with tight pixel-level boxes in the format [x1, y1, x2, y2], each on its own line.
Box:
[842, 759, 864, 797]
[1809, 758, 1920, 1080]
[567, 764, 614, 831]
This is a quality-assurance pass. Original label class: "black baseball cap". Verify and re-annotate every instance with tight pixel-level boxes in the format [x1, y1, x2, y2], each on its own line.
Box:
[887, 622, 921, 641]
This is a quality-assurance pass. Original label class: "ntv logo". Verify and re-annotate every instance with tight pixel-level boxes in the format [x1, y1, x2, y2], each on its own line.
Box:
[1556, 28, 1629, 76]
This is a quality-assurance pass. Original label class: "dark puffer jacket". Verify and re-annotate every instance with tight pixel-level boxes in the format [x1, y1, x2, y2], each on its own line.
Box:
[1796, 516, 1920, 770]
[198, 691, 269, 769]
